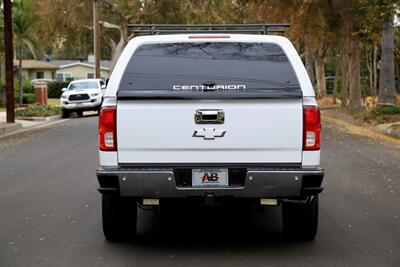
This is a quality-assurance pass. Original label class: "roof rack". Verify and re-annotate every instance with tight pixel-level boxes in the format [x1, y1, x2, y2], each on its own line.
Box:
[127, 24, 290, 35]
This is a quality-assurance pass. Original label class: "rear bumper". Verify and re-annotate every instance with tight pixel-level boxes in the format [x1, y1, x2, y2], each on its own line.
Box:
[96, 166, 324, 198]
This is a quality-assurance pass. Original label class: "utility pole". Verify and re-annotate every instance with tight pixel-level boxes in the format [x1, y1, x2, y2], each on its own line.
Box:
[3, 0, 15, 123]
[93, 0, 100, 78]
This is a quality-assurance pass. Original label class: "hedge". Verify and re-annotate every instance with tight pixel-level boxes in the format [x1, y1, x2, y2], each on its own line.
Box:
[48, 81, 69, 98]
[14, 93, 36, 104]
[373, 105, 400, 115]
[24, 93, 35, 104]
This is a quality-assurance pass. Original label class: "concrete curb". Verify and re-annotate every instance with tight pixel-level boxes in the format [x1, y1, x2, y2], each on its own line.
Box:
[322, 109, 400, 140]
[321, 109, 363, 126]
[0, 118, 69, 140]
[387, 127, 400, 139]
[0, 122, 23, 136]
[15, 114, 62, 122]
[0, 114, 64, 139]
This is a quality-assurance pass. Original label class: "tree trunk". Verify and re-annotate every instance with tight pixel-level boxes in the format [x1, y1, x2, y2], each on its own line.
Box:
[315, 55, 326, 98]
[19, 40, 23, 105]
[305, 49, 315, 85]
[348, 36, 362, 112]
[111, 38, 126, 72]
[101, 21, 129, 72]
[365, 48, 373, 96]
[373, 44, 378, 96]
[333, 58, 340, 104]
[340, 52, 349, 108]
[0, 59, 4, 106]
[378, 13, 396, 105]
[330, 0, 362, 110]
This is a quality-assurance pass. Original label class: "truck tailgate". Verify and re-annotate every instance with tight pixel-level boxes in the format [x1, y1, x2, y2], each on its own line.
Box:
[117, 99, 303, 164]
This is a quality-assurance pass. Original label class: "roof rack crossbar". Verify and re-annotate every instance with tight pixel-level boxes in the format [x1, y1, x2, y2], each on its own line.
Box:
[131, 29, 286, 35]
[127, 24, 290, 35]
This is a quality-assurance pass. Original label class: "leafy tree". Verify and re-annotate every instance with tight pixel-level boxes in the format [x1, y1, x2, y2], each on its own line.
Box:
[247, 1, 339, 98]
[32, 0, 94, 60]
[329, 0, 372, 111]
[11, 0, 399, 110]
[97, 0, 145, 70]
[13, 0, 38, 104]
[378, 0, 397, 104]
[99, 0, 186, 70]
[181, 0, 249, 24]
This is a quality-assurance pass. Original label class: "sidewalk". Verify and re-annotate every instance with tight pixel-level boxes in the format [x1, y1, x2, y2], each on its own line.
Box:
[0, 111, 61, 137]
[322, 109, 400, 140]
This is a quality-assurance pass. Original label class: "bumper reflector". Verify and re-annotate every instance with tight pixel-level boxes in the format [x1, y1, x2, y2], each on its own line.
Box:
[260, 198, 278, 206]
[143, 198, 159, 206]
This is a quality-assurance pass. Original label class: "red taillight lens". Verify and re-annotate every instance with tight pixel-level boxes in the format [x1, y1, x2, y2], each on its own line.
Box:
[303, 106, 321, 150]
[99, 106, 117, 151]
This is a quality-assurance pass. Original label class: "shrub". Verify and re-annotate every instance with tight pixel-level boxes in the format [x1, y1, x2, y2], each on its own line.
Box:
[373, 105, 400, 115]
[0, 84, 5, 107]
[14, 93, 36, 104]
[48, 81, 69, 98]
[14, 79, 34, 95]
[15, 105, 61, 117]
[358, 105, 400, 124]
[24, 93, 36, 103]
[1, 79, 33, 106]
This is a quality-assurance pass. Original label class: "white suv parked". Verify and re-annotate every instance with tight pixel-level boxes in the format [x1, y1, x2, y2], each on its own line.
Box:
[96, 24, 324, 242]
[60, 79, 105, 118]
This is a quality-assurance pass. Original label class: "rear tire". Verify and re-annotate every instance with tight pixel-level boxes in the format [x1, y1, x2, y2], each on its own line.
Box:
[61, 109, 69, 119]
[282, 195, 318, 241]
[102, 195, 138, 242]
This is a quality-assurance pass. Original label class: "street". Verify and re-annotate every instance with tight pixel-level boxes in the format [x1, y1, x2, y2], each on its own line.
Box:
[0, 115, 399, 267]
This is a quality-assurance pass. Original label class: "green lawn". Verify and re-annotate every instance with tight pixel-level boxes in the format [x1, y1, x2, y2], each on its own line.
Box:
[48, 98, 60, 106]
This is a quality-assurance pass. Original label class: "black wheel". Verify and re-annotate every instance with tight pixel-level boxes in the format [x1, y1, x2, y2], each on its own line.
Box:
[282, 195, 318, 241]
[61, 109, 69, 119]
[76, 110, 83, 117]
[102, 195, 138, 242]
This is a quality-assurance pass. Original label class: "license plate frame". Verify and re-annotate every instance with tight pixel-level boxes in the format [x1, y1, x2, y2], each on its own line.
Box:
[192, 168, 229, 187]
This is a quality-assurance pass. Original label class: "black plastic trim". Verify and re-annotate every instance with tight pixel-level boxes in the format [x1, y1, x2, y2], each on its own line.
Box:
[127, 23, 290, 35]
[98, 187, 119, 195]
[117, 89, 302, 100]
[117, 163, 303, 169]
[96, 166, 324, 197]
[302, 187, 324, 195]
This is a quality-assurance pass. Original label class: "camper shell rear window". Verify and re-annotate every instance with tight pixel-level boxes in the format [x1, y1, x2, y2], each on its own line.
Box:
[118, 42, 302, 99]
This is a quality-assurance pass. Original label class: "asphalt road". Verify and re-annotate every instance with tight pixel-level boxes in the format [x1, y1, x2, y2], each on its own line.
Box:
[0, 115, 399, 267]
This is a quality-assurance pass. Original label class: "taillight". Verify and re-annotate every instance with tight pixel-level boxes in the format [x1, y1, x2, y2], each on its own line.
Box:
[99, 106, 117, 151]
[303, 106, 321, 150]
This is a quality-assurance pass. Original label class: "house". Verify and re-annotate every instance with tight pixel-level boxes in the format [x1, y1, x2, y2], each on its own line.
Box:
[13, 60, 58, 81]
[49, 58, 111, 82]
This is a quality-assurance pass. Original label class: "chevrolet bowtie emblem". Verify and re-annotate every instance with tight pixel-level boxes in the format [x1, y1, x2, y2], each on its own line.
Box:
[193, 128, 226, 140]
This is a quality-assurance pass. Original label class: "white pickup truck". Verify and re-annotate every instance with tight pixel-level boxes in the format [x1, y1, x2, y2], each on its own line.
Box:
[60, 79, 106, 118]
[96, 25, 324, 242]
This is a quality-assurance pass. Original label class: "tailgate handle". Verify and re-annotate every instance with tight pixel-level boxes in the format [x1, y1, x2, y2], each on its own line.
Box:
[195, 109, 224, 124]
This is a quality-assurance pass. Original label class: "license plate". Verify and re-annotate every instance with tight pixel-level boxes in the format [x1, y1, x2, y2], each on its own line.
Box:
[192, 168, 229, 187]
